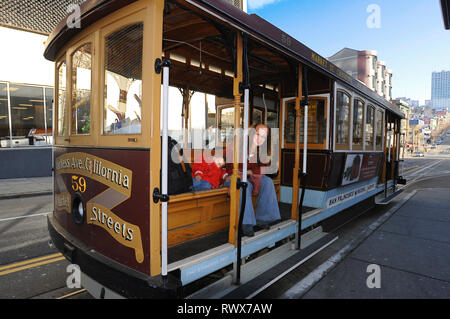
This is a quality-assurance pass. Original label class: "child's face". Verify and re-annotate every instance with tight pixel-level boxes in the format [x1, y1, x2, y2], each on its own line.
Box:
[213, 156, 225, 168]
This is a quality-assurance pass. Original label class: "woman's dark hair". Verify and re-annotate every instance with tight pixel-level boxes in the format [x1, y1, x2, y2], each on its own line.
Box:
[249, 123, 272, 158]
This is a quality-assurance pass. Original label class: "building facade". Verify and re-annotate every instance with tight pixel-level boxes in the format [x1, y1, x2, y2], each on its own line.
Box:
[0, 0, 86, 178]
[0, 0, 86, 151]
[392, 99, 411, 141]
[431, 71, 450, 109]
[328, 48, 393, 101]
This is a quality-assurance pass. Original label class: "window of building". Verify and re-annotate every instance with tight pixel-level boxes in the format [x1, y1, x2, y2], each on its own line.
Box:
[57, 61, 66, 136]
[9, 84, 46, 145]
[71, 43, 92, 135]
[352, 99, 364, 149]
[0, 83, 54, 148]
[365, 105, 375, 150]
[0, 83, 9, 145]
[335, 90, 351, 149]
[376, 109, 384, 150]
[104, 23, 143, 135]
[45, 88, 53, 143]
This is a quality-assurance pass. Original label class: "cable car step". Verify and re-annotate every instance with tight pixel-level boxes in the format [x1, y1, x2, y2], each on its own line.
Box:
[375, 189, 404, 205]
[221, 233, 338, 299]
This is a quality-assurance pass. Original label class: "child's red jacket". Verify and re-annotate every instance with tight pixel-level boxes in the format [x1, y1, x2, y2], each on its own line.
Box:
[192, 155, 228, 189]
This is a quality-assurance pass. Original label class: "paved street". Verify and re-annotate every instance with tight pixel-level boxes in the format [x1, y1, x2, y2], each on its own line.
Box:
[1, 134, 450, 299]
[0, 194, 77, 299]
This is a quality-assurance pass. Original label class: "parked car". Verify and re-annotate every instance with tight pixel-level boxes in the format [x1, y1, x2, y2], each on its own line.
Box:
[412, 152, 425, 157]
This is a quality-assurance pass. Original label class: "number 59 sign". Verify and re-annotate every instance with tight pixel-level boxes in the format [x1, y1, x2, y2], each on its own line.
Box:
[72, 175, 87, 193]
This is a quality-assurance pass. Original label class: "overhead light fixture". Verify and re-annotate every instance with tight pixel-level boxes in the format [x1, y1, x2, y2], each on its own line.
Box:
[19, 104, 33, 107]
[12, 107, 27, 110]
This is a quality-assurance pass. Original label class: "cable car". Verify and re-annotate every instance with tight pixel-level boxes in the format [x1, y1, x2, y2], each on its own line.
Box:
[45, 0, 405, 299]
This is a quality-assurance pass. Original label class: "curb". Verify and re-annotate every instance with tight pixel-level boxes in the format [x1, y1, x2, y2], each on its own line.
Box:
[0, 191, 53, 200]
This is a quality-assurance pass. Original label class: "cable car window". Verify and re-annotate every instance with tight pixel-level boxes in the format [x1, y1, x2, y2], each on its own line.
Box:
[284, 100, 296, 145]
[104, 23, 143, 135]
[365, 105, 375, 150]
[376, 109, 384, 150]
[284, 98, 326, 148]
[218, 105, 243, 143]
[352, 99, 364, 149]
[300, 99, 326, 144]
[267, 111, 278, 129]
[57, 60, 67, 136]
[217, 103, 265, 143]
[336, 91, 351, 149]
[71, 43, 92, 135]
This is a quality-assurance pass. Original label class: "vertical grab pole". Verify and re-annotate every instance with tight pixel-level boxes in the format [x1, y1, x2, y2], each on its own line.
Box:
[235, 34, 250, 285]
[235, 86, 249, 285]
[385, 125, 391, 198]
[291, 66, 302, 222]
[160, 59, 171, 278]
[242, 90, 249, 186]
[401, 133, 405, 177]
[297, 66, 308, 250]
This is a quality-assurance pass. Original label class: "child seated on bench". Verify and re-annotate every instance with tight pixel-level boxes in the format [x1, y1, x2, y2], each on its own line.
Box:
[190, 154, 228, 191]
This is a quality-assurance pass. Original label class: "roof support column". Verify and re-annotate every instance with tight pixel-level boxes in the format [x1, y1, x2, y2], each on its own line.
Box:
[228, 32, 243, 244]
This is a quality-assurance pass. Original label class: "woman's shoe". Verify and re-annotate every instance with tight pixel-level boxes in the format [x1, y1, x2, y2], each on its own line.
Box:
[255, 223, 270, 230]
[242, 224, 254, 237]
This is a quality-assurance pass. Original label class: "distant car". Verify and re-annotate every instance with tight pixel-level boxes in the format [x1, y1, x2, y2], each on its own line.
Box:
[412, 152, 425, 157]
[431, 144, 437, 149]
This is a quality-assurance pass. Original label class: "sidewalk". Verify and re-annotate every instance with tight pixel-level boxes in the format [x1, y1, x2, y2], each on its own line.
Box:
[0, 176, 53, 200]
[297, 188, 450, 299]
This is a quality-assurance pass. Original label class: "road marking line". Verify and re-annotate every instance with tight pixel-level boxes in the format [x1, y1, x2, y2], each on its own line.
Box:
[0, 256, 65, 277]
[0, 212, 49, 222]
[56, 289, 87, 299]
[404, 160, 443, 180]
[0, 253, 63, 272]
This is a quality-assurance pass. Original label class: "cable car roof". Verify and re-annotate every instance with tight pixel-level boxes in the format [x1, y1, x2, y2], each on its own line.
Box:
[44, 0, 404, 118]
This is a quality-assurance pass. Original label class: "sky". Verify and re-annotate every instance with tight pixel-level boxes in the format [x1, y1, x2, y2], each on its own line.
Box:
[247, 0, 450, 105]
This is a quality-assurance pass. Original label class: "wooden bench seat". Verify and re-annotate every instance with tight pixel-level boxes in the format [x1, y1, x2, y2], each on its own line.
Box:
[167, 180, 280, 247]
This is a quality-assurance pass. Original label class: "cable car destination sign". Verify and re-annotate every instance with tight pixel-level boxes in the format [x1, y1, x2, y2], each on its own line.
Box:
[55, 152, 144, 263]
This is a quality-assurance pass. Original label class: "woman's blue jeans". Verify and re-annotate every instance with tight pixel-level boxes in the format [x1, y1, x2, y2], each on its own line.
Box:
[225, 176, 281, 226]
